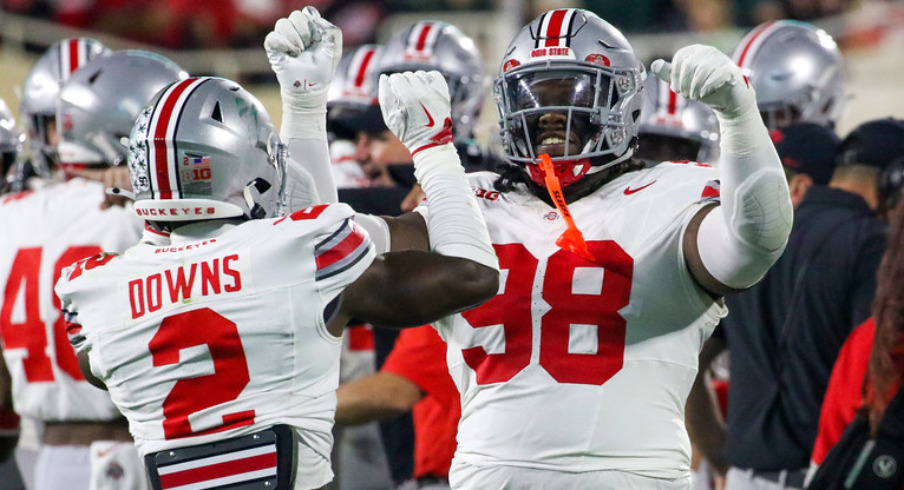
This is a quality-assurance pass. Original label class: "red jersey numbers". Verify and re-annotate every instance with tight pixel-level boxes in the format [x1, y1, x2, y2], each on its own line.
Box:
[1, 246, 103, 382]
[461, 241, 633, 386]
[149, 308, 254, 440]
[274, 204, 330, 225]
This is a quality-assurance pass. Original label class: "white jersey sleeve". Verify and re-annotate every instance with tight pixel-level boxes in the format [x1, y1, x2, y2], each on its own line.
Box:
[55, 202, 374, 460]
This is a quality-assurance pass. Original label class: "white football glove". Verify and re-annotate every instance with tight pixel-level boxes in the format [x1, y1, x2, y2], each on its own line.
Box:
[651, 45, 756, 119]
[378, 71, 454, 156]
[264, 7, 342, 140]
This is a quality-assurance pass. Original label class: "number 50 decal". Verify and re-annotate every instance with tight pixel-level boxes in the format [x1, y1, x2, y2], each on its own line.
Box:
[461, 241, 633, 386]
[149, 308, 255, 440]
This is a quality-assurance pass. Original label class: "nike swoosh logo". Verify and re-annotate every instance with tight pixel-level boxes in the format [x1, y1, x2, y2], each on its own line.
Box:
[419, 102, 435, 127]
[624, 180, 656, 195]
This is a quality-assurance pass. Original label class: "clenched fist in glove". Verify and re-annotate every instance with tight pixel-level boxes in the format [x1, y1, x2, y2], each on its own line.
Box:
[651, 45, 755, 120]
[378, 71, 455, 156]
[265, 7, 342, 141]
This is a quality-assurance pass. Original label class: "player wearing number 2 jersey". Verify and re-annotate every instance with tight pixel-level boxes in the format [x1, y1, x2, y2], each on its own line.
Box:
[419, 9, 793, 489]
[55, 9, 498, 490]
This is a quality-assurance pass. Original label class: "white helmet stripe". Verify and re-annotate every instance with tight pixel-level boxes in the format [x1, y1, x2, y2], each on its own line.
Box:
[733, 21, 781, 68]
[147, 77, 207, 200]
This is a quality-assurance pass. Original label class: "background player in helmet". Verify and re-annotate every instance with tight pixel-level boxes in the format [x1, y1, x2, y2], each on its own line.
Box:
[731, 20, 846, 132]
[424, 8, 791, 489]
[366, 20, 502, 213]
[636, 76, 720, 165]
[16, 38, 109, 188]
[0, 48, 186, 490]
[324, 43, 397, 490]
[327, 44, 393, 189]
[56, 8, 498, 490]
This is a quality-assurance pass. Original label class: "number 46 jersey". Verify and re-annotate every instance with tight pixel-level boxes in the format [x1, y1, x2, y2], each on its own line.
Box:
[0, 179, 143, 422]
[428, 163, 728, 480]
[55, 203, 375, 458]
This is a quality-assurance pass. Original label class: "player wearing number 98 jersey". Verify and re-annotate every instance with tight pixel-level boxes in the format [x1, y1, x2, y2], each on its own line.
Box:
[424, 9, 794, 489]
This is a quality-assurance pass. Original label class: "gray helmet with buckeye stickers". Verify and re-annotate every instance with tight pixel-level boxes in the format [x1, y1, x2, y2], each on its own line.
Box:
[57, 50, 188, 170]
[128, 77, 285, 222]
[20, 38, 110, 176]
[378, 21, 486, 141]
[494, 8, 645, 187]
[637, 77, 719, 164]
[732, 20, 845, 131]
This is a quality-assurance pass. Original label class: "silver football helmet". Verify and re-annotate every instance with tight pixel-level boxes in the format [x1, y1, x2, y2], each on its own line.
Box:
[327, 44, 384, 138]
[732, 20, 845, 131]
[57, 50, 188, 170]
[19, 38, 110, 176]
[494, 8, 646, 188]
[378, 21, 486, 140]
[638, 77, 719, 164]
[129, 77, 285, 222]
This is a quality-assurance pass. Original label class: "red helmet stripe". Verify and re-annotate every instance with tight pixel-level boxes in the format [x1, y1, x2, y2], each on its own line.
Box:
[667, 88, 678, 115]
[544, 9, 569, 47]
[353, 48, 376, 88]
[415, 22, 433, 51]
[148, 78, 205, 200]
[734, 21, 777, 68]
[67, 39, 80, 75]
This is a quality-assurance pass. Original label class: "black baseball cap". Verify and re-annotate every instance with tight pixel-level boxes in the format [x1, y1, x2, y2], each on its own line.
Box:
[838, 118, 904, 170]
[770, 122, 840, 185]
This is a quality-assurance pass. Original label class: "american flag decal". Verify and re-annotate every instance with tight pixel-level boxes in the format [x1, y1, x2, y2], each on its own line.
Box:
[315, 219, 371, 281]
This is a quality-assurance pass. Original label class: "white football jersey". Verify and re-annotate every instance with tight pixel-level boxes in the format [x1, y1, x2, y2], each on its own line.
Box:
[55, 203, 375, 458]
[428, 162, 727, 480]
[0, 178, 143, 422]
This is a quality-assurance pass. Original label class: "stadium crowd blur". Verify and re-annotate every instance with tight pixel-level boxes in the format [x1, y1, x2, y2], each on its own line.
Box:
[2, 0, 855, 50]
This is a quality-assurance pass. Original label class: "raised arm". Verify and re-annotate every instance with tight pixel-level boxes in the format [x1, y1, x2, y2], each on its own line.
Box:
[327, 72, 499, 333]
[265, 7, 340, 208]
[653, 46, 793, 295]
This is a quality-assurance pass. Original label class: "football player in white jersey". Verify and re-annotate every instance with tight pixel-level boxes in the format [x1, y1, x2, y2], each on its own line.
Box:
[0, 48, 186, 490]
[55, 9, 498, 490]
[404, 8, 790, 490]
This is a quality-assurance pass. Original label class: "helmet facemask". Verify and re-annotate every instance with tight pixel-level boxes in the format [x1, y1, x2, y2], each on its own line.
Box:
[495, 63, 641, 187]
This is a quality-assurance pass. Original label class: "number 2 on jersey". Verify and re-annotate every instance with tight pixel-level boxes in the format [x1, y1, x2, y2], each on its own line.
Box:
[461, 241, 633, 385]
[150, 308, 255, 439]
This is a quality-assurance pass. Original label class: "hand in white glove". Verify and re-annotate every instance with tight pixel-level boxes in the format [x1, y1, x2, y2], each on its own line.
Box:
[378, 71, 454, 156]
[650, 45, 756, 119]
[264, 7, 342, 138]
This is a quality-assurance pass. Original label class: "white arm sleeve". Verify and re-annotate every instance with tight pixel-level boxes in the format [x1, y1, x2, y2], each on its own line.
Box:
[696, 104, 793, 290]
[353, 213, 391, 255]
[413, 144, 498, 271]
[285, 137, 337, 204]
